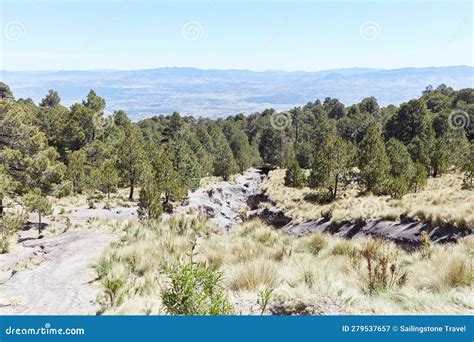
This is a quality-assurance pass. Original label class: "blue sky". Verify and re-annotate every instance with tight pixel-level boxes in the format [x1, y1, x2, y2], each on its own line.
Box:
[1, 0, 472, 71]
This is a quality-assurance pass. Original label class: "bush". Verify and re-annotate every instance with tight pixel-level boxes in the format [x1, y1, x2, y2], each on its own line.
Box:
[284, 160, 306, 188]
[54, 180, 73, 198]
[0, 211, 28, 253]
[87, 199, 96, 209]
[161, 262, 233, 315]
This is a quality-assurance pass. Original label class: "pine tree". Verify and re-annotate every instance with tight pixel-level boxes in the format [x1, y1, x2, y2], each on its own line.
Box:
[0, 166, 12, 217]
[214, 141, 238, 181]
[430, 138, 450, 177]
[309, 134, 355, 200]
[137, 169, 163, 220]
[67, 150, 87, 194]
[155, 148, 186, 212]
[227, 125, 253, 173]
[116, 123, 146, 200]
[358, 123, 390, 194]
[22, 188, 52, 236]
[284, 158, 306, 188]
[412, 163, 428, 193]
[385, 138, 416, 198]
[92, 160, 119, 199]
[461, 142, 474, 189]
[168, 140, 201, 191]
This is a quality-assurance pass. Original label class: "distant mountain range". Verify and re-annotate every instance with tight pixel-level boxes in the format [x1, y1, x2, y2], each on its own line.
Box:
[1, 66, 473, 120]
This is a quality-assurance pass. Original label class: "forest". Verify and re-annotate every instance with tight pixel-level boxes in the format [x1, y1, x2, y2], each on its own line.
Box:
[0, 82, 472, 222]
[0, 81, 473, 315]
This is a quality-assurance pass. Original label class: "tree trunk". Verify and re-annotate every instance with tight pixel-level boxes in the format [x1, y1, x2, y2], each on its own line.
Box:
[38, 212, 42, 237]
[333, 174, 339, 200]
[0, 198, 3, 217]
[129, 177, 135, 201]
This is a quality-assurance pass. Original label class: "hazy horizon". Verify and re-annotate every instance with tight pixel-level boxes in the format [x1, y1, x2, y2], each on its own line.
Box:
[3, 65, 472, 119]
[2, 64, 474, 73]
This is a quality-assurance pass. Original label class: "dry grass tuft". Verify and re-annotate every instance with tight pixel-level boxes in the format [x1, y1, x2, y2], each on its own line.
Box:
[93, 213, 473, 315]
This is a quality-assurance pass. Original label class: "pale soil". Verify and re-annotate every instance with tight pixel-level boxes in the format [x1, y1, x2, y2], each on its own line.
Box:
[0, 226, 115, 314]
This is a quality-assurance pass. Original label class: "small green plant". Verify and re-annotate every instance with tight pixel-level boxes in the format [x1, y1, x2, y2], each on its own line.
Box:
[420, 231, 432, 259]
[0, 211, 28, 253]
[99, 264, 127, 309]
[257, 287, 274, 315]
[161, 262, 234, 315]
[88, 199, 96, 209]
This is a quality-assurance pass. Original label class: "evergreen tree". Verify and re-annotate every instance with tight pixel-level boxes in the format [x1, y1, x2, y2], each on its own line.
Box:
[0, 82, 14, 101]
[137, 169, 163, 220]
[227, 124, 253, 173]
[461, 143, 474, 189]
[155, 148, 186, 212]
[284, 158, 306, 188]
[66, 150, 87, 194]
[40, 90, 61, 107]
[214, 140, 238, 181]
[22, 188, 52, 236]
[0, 102, 65, 195]
[386, 99, 432, 145]
[116, 123, 146, 200]
[92, 160, 119, 199]
[385, 138, 416, 197]
[0, 166, 12, 217]
[309, 134, 355, 200]
[358, 123, 390, 194]
[412, 163, 428, 193]
[430, 138, 450, 177]
[168, 140, 201, 190]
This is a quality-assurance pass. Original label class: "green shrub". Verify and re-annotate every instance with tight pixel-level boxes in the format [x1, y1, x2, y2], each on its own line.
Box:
[54, 180, 73, 198]
[0, 211, 28, 253]
[0, 236, 10, 254]
[284, 160, 306, 188]
[88, 199, 96, 209]
[161, 262, 233, 315]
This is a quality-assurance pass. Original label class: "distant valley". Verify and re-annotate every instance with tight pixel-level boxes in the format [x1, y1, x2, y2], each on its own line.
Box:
[1, 66, 473, 120]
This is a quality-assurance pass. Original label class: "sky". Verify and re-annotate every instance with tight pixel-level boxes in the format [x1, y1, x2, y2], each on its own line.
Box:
[1, 0, 472, 71]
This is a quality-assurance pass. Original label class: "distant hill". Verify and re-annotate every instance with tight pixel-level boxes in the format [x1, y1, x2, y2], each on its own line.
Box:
[1, 66, 473, 120]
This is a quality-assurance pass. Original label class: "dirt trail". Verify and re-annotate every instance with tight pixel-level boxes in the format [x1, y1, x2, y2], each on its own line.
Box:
[0, 228, 114, 315]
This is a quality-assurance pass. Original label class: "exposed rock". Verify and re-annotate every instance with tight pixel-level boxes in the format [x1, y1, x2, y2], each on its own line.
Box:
[174, 168, 265, 229]
[281, 218, 472, 246]
[0, 229, 115, 315]
[247, 207, 292, 228]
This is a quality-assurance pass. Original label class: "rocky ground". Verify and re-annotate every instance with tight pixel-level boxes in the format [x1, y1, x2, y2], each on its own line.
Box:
[175, 168, 265, 229]
[0, 226, 115, 314]
[0, 167, 470, 315]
